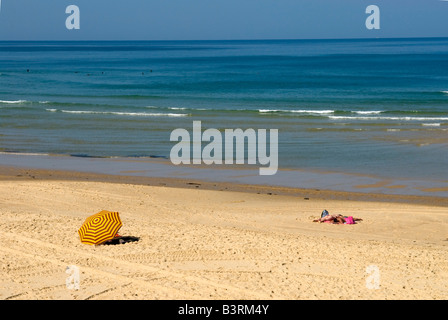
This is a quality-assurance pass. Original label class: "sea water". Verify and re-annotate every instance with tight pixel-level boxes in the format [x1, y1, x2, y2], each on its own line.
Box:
[1, 38, 447, 189]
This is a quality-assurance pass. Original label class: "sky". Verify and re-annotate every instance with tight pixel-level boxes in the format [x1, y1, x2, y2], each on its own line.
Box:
[0, 0, 447, 41]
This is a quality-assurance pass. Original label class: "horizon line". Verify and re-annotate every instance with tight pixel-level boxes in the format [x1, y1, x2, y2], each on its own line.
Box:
[1, 36, 448, 42]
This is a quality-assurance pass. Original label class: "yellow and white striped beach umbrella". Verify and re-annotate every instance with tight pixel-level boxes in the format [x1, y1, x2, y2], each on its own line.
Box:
[78, 210, 122, 245]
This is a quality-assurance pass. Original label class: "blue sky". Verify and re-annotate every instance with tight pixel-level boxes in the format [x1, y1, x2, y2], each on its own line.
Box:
[0, 0, 447, 40]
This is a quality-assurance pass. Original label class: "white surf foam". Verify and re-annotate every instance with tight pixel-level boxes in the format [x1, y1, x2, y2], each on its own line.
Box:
[329, 116, 448, 121]
[259, 109, 334, 114]
[352, 111, 383, 115]
[57, 110, 189, 117]
[0, 100, 27, 104]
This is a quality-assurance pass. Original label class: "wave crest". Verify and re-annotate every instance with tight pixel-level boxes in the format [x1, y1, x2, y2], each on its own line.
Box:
[46, 109, 189, 117]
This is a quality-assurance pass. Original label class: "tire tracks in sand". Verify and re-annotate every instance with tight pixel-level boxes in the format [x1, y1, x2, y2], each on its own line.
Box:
[0, 232, 268, 299]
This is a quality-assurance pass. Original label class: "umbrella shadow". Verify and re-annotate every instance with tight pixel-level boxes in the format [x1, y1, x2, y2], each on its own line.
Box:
[103, 236, 140, 245]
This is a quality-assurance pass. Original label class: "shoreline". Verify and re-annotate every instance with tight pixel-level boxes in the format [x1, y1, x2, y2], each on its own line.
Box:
[1, 164, 448, 207]
[0, 152, 447, 203]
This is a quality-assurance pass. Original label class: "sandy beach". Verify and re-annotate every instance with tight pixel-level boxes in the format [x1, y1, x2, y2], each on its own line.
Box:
[0, 166, 447, 300]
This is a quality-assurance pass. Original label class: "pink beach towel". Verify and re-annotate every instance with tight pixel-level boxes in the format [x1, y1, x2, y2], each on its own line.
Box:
[345, 216, 355, 224]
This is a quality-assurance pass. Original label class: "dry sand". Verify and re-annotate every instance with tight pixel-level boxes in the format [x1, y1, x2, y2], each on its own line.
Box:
[1, 167, 447, 300]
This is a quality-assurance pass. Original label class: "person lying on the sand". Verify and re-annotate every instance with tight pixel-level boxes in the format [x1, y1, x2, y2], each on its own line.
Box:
[313, 214, 342, 223]
[313, 214, 362, 224]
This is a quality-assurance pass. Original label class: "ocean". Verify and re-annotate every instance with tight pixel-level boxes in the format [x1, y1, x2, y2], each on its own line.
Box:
[1, 38, 448, 193]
